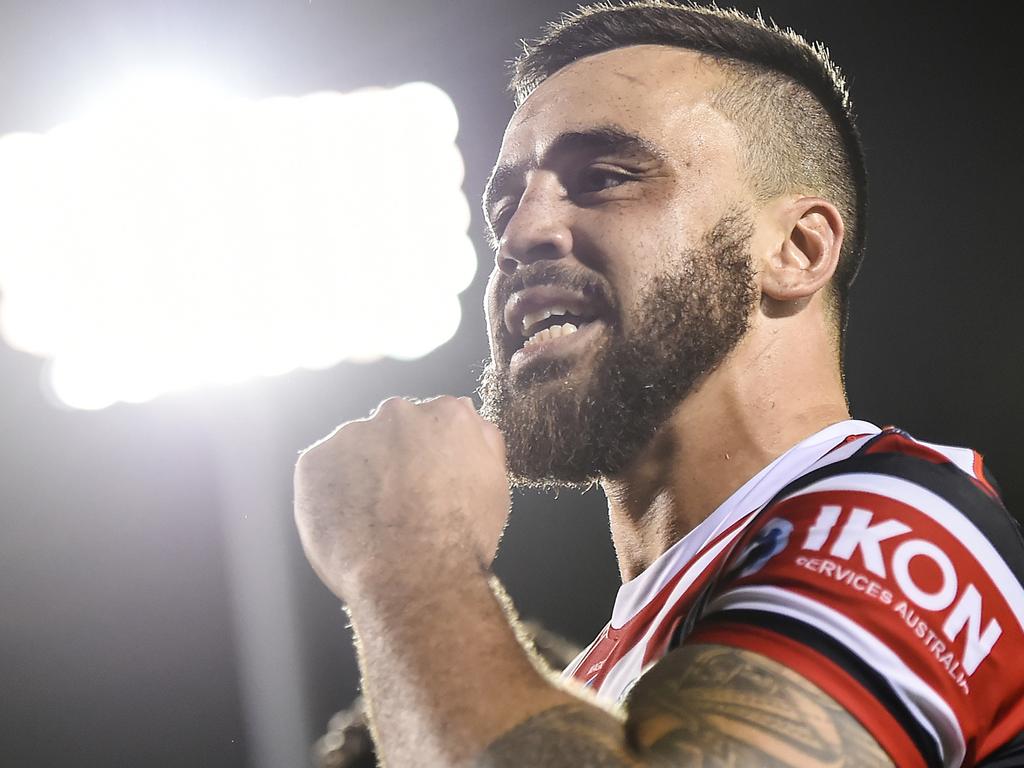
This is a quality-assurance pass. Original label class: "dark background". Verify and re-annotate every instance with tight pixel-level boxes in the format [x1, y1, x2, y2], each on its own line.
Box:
[1, 2, 1021, 766]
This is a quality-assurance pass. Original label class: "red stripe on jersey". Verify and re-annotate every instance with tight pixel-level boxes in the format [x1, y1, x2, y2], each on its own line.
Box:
[864, 431, 951, 465]
[686, 621, 927, 768]
[865, 433, 1002, 503]
[570, 510, 758, 690]
[971, 450, 1000, 501]
[824, 431, 875, 456]
[979, 692, 1024, 767]
[640, 563, 718, 667]
[864, 436, 999, 507]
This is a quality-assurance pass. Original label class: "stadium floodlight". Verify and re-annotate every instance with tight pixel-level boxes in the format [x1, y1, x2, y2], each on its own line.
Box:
[0, 76, 477, 410]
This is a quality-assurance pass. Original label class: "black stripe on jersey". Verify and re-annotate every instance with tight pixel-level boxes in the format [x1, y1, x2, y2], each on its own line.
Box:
[978, 729, 1024, 767]
[702, 608, 943, 768]
[767, 449, 1024, 590]
[980, 460, 1006, 501]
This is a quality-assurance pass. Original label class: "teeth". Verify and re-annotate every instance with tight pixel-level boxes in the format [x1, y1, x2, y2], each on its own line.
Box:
[523, 322, 579, 349]
[522, 305, 568, 335]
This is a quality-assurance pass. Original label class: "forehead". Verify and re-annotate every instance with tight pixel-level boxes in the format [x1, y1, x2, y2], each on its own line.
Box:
[499, 45, 735, 165]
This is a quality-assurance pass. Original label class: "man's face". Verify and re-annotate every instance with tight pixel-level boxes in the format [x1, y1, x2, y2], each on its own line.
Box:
[479, 46, 758, 488]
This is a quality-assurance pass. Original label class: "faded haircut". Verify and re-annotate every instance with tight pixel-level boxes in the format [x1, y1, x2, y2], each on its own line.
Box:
[510, 1, 868, 359]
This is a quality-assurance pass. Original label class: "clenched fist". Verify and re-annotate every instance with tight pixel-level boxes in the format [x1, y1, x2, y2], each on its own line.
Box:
[293, 396, 511, 602]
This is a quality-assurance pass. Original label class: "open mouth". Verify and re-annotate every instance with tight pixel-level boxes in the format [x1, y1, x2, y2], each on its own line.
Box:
[503, 286, 609, 373]
[520, 306, 600, 349]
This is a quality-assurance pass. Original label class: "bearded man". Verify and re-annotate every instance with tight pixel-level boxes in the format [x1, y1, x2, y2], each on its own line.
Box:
[293, 3, 1024, 766]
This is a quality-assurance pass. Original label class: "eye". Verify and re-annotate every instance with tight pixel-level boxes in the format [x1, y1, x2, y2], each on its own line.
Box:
[488, 203, 516, 238]
[575, 166, 635, 195]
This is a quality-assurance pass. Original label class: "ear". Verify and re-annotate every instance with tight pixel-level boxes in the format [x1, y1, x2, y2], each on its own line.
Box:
[759, 196, 844, 303]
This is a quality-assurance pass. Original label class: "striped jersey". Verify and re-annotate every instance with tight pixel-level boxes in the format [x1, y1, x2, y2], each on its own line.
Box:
[563, 420, 1024, 767]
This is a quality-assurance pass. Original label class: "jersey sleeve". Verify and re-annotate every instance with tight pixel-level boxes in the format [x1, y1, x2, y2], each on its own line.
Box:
[683, 434, 1024, 768]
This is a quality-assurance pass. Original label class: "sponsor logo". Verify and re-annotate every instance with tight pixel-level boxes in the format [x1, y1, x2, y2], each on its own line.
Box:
[794, 555, 894, 605]
[801, 504, 1002, 679]
[731, 518, 793, 577]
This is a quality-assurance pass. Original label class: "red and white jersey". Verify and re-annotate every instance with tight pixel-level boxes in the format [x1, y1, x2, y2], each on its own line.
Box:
[564, 420, 1024, 767]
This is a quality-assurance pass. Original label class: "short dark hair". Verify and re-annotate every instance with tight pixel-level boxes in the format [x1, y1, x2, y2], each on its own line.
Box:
[510, 1, 868, 357]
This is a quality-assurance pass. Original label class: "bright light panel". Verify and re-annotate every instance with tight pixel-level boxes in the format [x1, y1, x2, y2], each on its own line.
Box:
[0, 76, 476, 410]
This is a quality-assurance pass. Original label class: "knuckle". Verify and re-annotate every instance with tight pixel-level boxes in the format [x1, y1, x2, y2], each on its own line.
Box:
[423, 396, 467, 423]
[410, 395, 448, 410]
[373, 396, 408, 417]
[296, 439, 329, 470]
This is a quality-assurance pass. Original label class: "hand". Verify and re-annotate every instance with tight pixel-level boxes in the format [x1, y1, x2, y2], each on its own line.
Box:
[293, 396, 511, 601]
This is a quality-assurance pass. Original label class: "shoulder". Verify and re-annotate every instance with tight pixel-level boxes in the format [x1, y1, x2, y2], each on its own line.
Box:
[688, 426, 1024, 767]
[784, 426, 1005, 508]
[759, 426, 1022, 581]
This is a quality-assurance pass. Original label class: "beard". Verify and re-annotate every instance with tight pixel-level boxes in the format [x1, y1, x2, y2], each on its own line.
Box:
[477, 209, 757, 490]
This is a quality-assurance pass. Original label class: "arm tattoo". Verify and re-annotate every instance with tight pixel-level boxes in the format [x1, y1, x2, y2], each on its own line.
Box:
[627, 644, 894, 767]
[477, 644, 893, 767]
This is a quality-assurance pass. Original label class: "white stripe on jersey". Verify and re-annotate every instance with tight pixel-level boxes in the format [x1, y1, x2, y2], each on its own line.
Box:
[778, 473, 1024, 630]
[597, 636, 647, 705]
[706, 585, 965, 768]
[917, 441, 978, 481]
[563, 634, 602, 681]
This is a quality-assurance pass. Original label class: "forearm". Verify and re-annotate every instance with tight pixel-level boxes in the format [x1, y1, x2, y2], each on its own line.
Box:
[476, 702, 641, 768]
[343, 544, 606, 767]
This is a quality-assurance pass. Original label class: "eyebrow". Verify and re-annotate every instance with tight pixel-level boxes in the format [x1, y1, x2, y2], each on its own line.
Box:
[481, 126, 667, 222]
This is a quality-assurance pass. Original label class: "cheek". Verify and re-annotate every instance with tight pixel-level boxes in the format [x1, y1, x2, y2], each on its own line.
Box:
[576, 219, 674, 328]
[483, 271, 511, 359]
[483, 271, 502, 326]
[605, 268, 656, 336]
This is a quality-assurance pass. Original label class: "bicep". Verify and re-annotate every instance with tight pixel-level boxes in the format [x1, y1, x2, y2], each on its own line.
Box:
[624, 643, 893, 767]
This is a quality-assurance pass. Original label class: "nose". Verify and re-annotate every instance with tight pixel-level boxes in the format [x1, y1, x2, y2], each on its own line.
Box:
[494, 176, 573, 275]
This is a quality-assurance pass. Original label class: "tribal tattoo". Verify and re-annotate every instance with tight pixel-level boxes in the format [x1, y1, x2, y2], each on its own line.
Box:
[477, 644, 893, 767]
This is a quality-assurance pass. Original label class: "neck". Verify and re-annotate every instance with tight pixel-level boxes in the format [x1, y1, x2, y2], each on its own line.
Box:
[600, 314, 850, 582]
